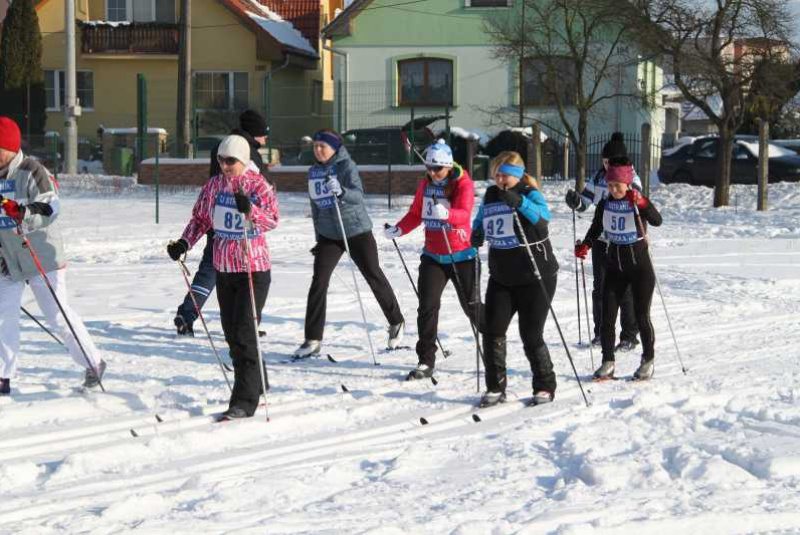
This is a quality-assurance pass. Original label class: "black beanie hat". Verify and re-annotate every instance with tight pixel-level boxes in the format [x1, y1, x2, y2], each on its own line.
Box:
[239, 109, 268, 138]
[602, 132, 627, 159]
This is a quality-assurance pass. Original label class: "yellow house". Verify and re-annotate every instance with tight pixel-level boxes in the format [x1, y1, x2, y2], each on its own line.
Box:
[34, 0, 336, 150]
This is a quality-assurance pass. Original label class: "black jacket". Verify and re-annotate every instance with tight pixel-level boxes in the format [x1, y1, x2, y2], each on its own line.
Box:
[208, 129, 266, 179]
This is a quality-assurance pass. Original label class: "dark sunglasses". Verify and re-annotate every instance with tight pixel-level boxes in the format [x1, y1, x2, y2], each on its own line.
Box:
[217, 156, 239, 166]
[427, 165, 444, 173]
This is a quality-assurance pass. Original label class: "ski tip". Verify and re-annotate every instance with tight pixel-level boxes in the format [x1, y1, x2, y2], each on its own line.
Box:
[326, 354, 338, 363]
[340, 384, 350, 393]
[471, 414, 481, 423]
[430, 376, 438, 386]
[419, 417, 429, 425]
[130, 429, 139, 437]
[155, 414, 164, 423]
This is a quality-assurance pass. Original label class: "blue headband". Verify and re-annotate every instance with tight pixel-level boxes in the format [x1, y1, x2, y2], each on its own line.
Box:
[313, 131, 342, 152]
[498, 163, 525, 178]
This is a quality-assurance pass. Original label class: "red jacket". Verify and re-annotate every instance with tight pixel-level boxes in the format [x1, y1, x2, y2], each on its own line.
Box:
[396, 165, 475, 256]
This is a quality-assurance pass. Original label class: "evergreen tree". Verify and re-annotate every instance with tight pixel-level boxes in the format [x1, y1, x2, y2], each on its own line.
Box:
[0, 0, 46, 143]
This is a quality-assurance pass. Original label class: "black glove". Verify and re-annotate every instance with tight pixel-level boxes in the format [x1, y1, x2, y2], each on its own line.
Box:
[471, 228, 485, 249]
[235, 187, 251, 215]
[565, 189, 581, 210]
[167, 239, 188, 261]
[497, 189, 522, 209]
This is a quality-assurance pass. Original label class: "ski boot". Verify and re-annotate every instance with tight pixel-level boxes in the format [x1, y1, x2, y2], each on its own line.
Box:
[633, 358, 655, 381]
[531, 391, 554, 406]
[593, 360, 616, 382]
[614, 338, 639, 352]
[219, 407, 250, 421]
[0, 378, 9, 396]
[83, 360, 107, 389]
[293, 340, 321, 360]
[387, 321, 405, 350]
[479, 390, 507, 408]
[406, 363, 434, 381]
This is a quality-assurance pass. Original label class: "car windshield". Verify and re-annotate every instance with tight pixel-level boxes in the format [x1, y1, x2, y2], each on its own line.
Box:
[738, 141, 795, 158]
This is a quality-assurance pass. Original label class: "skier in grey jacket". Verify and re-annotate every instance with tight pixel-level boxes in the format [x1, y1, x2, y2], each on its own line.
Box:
[0, 117, 106, 395]
[293, 129, 404, 358]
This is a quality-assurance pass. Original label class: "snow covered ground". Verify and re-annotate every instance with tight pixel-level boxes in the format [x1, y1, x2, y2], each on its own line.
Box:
[1, 179, 799, 534]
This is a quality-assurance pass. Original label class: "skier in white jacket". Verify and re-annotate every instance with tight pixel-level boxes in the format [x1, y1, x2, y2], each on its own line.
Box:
[0, 116, 106, 395]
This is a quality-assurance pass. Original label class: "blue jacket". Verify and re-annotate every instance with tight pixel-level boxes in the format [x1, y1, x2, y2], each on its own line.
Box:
[308, 146, 373, 241]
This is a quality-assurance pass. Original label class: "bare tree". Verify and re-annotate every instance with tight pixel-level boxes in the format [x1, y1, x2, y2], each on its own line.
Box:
[485, 0, 641, 190]
[610, 0, 795, 206]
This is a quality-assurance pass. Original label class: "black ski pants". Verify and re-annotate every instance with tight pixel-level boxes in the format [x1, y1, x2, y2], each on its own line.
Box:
[592, 241, 638, 341]
[217, 271, 270, 416]
[601, 242, 656, 362]
[482, 275, 557, 394]
[304, 232, 403, 341]
[416, 255, 483, 368]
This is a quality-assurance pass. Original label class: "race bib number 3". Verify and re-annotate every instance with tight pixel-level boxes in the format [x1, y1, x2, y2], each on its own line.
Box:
[0, 179, 17, 230]
[422, 185, 449, 230]
[603, 199, 637, 244]
[309, 169, 335, 209]
[483, 202, 519, 249]
[213, 192, 259, 240]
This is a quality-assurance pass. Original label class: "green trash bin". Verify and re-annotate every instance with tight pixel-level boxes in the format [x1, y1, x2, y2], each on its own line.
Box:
[110, 147, 134, 176]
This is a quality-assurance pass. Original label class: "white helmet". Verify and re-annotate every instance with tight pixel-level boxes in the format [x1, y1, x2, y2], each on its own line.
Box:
[424, 139, 454, 168]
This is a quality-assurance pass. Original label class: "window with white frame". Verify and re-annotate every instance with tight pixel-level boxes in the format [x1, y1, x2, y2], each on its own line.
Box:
[106, 0, 176, 22]
[45, 70, 94, 111]
[398, 58, 454, 107]
[194, 72, 249, 111]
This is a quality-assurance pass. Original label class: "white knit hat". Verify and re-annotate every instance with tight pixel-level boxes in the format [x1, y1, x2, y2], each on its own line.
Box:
[217, 135, 251, 167]
[424, 139, 454, 168]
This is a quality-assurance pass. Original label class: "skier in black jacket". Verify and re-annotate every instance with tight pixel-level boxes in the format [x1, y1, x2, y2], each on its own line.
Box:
[173, 109, 269, 336]
[575, 158, 662, 381]
[471, 151, 559, 407]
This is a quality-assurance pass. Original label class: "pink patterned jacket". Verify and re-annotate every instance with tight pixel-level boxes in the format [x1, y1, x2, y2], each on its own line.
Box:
[181, 168, 279, 273]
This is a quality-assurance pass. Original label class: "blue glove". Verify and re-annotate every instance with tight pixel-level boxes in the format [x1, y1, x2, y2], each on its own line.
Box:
[326, 176, 343, 197]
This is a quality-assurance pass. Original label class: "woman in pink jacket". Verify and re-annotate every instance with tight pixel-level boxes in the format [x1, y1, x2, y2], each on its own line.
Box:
[384, 140, 482, 380]
[167, 135, 279, 419]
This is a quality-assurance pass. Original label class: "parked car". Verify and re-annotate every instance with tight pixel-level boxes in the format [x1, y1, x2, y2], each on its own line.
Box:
[772, 139, 800, 155]
[658, 136, 800, 185]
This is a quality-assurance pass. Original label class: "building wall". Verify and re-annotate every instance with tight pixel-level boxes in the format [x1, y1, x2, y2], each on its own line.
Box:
[333, 44, 664, 142]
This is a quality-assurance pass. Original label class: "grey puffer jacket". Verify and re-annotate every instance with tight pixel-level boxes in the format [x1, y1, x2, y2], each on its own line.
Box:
[0, 152, 65, 282]
[308, 146, 372, 241]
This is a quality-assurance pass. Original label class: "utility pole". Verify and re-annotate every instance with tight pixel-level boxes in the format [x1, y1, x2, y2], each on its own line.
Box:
[64, 0, 79, 173]
[176, 0, 192, 157]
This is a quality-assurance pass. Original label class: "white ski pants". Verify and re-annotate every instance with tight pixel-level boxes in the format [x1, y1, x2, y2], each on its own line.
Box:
[0, 269, 101, 379]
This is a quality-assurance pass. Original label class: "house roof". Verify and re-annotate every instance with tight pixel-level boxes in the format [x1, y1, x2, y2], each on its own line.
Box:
[221, 0, 319, 58]
[321, 0, 372, 38]
[259, 0, 321, 51]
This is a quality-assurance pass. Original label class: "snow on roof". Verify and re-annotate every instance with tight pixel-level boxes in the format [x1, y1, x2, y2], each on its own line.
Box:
[247, 6, 318, 58]
[103, 128, 168, 135]
[681, 95, 724, 122]
[509, 127, 548, 142]
[79, 20, 132, 27]
[449, 127, 481, 141]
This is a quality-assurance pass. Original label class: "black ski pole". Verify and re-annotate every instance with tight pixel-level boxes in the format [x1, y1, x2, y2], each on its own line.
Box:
[510, 210, 590, 407]
[579, 256, 595, 369]
[633, 203, 687, 375]
[572, 208, 582, 345]
[431, 195, 484, 362]
[474, 252, 481, 393]
[384, 223, 450, 358]
[14, 225, 105, 393]
[175, 256, 233, 392]
[20, 306, 64, 347]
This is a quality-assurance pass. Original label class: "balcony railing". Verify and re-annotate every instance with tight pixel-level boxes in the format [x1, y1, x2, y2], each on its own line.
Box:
[80, 22, 179, 55]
